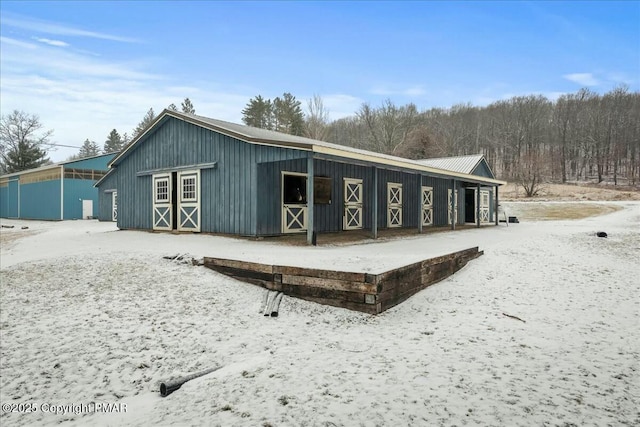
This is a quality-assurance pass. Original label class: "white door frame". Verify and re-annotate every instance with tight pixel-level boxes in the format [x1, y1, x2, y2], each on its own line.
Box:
[112, 191, 118, 222]
[421, 186, 433, 226]
[343, 178, 363, 230]
[177, 170, 201, 232]
[448, 189, 458, 225]
[281, 172, 308, 233]
[152, 173, 172, 231]
[387, 182, 403, 228]
[480, 190, 490, 223]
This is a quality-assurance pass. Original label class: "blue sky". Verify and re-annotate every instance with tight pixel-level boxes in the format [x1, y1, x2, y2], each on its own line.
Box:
[1, 1, 638, 161]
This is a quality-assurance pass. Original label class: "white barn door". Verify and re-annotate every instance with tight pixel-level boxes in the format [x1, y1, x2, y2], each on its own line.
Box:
[282, 172, 308, 233]
[480, 190, 490, 223]
[343, 178, 363, 230]
[177, 170, 201, 232]
[448, 189, 458, 225]
[421, 186, 433, 226]
[112, 191, 118, 222]
[387, 182, 403, 228]
[153, 173, 172, 231]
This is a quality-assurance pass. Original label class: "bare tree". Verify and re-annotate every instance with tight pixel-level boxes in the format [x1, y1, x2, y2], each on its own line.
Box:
[356, 99, 419, 155]
[304, 94, 330, 141]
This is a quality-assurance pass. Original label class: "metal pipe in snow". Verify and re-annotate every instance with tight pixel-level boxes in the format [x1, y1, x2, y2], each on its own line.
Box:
[264, 290, 280, 316]
[160, 366, 221, 397]
[271, 292, 284, 317]
[260, 290, 271, 314]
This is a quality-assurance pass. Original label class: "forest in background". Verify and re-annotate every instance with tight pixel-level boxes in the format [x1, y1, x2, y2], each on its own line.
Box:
[243, 87, 640, 193]
[326, 88, 640, 189]
[3, 89, 638, 195]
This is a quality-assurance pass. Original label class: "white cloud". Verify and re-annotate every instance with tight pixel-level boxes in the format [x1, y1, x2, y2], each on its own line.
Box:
[370, 85, 427, 97]
[563, 73, 599, 86]
[0, 35, 248, 162]
[0, 36, 37, 49]
[2, 13, 141, 43]
[33, 37, 69, 47]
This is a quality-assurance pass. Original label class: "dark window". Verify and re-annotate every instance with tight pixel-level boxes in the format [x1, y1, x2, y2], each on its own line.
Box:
[283, 175, 307, 204]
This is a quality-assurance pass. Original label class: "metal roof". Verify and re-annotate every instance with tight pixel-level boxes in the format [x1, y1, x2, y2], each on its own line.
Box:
[109, 110, 505, 186]
[1, 152, 117, 179]
[416, 154, 485, 174]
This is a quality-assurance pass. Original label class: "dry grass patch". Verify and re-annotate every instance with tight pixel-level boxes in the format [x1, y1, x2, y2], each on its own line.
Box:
[503, 202, 623, 221]
[502, 182, 640, 202]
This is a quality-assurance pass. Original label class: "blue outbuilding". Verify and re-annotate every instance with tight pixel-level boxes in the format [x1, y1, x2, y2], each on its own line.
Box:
[0, 153, 116, 220]
[95, 110, 505, 243]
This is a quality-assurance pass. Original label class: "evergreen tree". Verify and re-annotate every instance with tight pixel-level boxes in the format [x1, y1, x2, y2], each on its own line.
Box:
[181, 98, 196, 114]
[273, 93, 305, 136]
[0, 110, 51, 173]
[103, 129, 124, 153]
[241, 95, 273, 129]
[132, 108, 156, 138]
[78, 139, 101, 158]
[168, 103, 178, 111]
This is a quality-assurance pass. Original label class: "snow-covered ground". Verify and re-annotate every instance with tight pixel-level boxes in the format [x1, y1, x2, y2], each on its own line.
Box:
[1, 202, 638, 427]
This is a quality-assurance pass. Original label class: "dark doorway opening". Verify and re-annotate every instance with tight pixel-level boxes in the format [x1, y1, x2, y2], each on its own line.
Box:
[171, 171, 178, 230]
[465, 188, 476, 223]
[283, 174, 307, 204]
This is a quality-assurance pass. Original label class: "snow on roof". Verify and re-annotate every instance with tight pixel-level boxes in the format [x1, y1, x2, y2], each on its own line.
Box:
[416, 154, 485, 174]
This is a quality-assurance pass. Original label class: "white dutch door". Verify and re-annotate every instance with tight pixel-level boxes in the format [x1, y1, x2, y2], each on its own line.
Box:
[152, 173, 172, 231]
[112, 191, 118, 222]
[480, 190, 490, 223]
[282, 173, 307, 233]
[343, 178, 363, 230]
[177, 170, 201, 232]
[421, 186, 433, 226]
[387, 182, 402, 228]
[448, 189, 458, 225]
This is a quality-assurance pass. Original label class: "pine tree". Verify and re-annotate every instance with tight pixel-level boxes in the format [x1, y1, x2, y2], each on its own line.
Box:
[241, 95, 273, 129]
[273, 93, 305, 136]
[103, 129, 124, 153]
[0, 110, 51, 173]
[132, 108, 156, 138]
[168, 103, 178, 111]
[181, 98, 196, 114]
[78, 139, 101, 158]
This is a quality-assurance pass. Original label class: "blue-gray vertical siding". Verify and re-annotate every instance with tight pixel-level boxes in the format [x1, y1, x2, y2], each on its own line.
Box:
[114, 117, 307, 234]
[471, 160, 495, 179]
[98, 171, 118, 222]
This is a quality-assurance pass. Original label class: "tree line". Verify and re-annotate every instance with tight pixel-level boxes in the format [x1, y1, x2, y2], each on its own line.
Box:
[4, 89, 638, 194]
[242, 87, 640, 192]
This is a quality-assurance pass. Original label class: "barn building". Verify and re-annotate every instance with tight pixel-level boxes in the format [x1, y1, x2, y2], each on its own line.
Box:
[0, 153, 115, 220]
[95, 110, 505, 243]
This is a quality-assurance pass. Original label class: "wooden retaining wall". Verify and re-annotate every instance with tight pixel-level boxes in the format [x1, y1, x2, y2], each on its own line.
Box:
[204, 246, 483, 314]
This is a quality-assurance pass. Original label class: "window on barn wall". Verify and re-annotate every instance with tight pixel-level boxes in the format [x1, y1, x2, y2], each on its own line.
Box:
[63, 168, 107, 180]
[155, 179, 169, 202]
[314, 177, 332, 204]
[181, 176, 197, 201]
